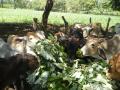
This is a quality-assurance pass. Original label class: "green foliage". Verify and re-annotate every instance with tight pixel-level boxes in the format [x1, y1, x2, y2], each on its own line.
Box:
[27, 35, 68, 89]
[27, 35, 119, 90]
[80, 0, 96, 13]
[14, 0, 30, 8]
[110, 0, 120, 10]
[95, 0, 111, 14]
[53, 0, 66, 12]
[2, 0, 119, 13]
[65, 0, 81, 13]
[29, 0, 46, 10]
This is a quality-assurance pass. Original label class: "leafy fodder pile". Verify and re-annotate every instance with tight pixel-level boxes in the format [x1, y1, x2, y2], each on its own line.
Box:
[27, 35, 120, 90]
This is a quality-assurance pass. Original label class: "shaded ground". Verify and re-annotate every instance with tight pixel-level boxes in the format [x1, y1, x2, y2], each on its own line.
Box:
[0, 23, 32, 41]
[0, 23, 66, 41]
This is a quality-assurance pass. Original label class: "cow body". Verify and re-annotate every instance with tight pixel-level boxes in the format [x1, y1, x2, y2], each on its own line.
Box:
[55, 27, 86, 61]
[0, 38, 17, 59]
[0, 53, 39, 90]
[115, 23, 120, 34]
[107, 53, 120, 80]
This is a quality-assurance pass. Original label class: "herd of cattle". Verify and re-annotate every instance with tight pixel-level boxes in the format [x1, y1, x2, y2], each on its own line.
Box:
[0, 31, 45, 90]
[55, 22, 120, 80]
[0, 21, 120, 89]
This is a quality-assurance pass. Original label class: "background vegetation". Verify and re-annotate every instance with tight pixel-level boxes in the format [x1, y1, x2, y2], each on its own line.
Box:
[0, 0, 120, 15]
[0, 8, 120, 27]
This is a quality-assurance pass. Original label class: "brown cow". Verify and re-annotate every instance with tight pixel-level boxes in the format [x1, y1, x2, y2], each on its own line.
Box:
[0, 53, 39, 90]
[108, 53, 120, 80]
[107, 53, 120, 80]
[81, 34, 120, 60]
[55, 27, 86, 61]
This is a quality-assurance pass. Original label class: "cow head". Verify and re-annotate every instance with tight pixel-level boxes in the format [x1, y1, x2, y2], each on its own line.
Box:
[7, 35, 26, 53]
[26, 31, 45, 47]
[81, 37, 107, 60]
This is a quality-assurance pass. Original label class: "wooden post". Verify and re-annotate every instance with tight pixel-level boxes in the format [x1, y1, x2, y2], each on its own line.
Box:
[62, 16, 69, 34]
[0, 0, 3, 8]
[105, 17, 111, 33]
[89, 17, 92, 25]
[32, 18, 38, 31]
[42, 0, 53, 31]
[14, 0, 16, 9]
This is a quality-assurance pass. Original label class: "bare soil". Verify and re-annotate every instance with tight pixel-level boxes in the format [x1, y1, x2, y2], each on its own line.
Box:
[0, 23, 66, 41]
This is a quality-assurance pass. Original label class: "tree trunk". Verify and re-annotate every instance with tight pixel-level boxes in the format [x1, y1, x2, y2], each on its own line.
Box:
[1, 0, 3, 8]
[32, 18, 39, 31]
[42, 0, 53, 31]
[105, 17, 111, 34]
[62, 16, 69, 34]
[14, 0, 16, 9]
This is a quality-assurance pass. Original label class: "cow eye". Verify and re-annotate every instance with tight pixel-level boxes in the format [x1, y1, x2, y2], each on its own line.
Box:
[29, 37, 33, 40]
[91, 44, 95, 48]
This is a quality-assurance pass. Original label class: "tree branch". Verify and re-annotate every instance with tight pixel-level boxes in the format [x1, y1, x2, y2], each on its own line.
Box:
[105, 17, 111, 33]
[42, 0, 53, 30]
[62, 16, 69, 33]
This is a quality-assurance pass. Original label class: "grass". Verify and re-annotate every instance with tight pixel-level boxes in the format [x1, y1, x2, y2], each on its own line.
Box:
[0, 8, 120, 27]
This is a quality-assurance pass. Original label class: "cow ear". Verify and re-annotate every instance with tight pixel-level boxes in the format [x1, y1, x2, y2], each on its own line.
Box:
[98, 48, 107, 60]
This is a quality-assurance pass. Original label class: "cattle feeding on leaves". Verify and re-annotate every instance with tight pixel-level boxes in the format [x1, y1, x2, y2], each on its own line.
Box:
[73, 22, 105, 38]
[7, 35, 26, 54]
[81, 34, 120, 60]
[7, 30, 46, 57]
[73, 23, 92, 38]
[54, 26, 86, 61]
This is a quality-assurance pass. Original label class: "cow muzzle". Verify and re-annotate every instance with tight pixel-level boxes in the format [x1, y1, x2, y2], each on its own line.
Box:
[98, 48, 107, 60]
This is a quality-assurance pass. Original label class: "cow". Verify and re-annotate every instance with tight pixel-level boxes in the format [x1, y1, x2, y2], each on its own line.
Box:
[115, 23, 120, 34]
[73, 23, 92, 38]
[7, 31, 45, 57]
[0, 53, 39, 90]
[0, 38, 17, 59]
[74, 23, 105, 38]
[90, 23, 104, 37]
[81, 34, 120, 60]
[55, 27, 86, 61]
[26, 31, 45, 41]
[74, 23, 104, 38]
[7, 35, 26, 54]
[107, 53, 120, 80]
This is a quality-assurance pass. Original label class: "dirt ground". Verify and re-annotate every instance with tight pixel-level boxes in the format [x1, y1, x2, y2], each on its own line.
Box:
[0, 23, 32, 41]
[0, 23, 67, 41]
